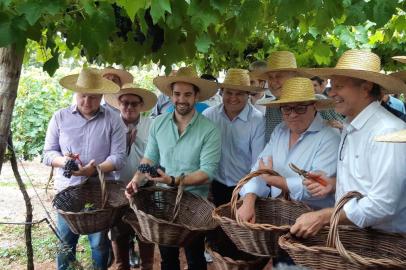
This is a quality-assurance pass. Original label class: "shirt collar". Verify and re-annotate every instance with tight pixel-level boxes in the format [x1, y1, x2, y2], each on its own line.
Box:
[170, 110, 199, 127]
[346, 101, 380, 131]
[71, 104, 105, 116]
[220, 103, 250, 122]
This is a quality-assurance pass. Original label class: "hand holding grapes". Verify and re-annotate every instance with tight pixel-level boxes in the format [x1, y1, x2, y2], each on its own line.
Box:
[72, 159, 97, 177]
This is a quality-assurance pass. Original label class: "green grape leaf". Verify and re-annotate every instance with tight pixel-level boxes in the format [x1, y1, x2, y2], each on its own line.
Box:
[150, 0, 171, 24]
[43, 53, 59, 77]
[116, 0, 146, 21]
[195, 33, 212, 53]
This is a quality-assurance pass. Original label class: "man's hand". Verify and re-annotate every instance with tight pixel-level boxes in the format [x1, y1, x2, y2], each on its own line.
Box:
[236, 194, 256, 223]
[290, 208, 332, 238]
[146, 169, 172, 185]
[71, 159, 96, 177]
[303, 172, 335, 198]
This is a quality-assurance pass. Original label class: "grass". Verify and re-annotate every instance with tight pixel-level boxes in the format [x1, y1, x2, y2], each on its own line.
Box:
[0, 223, 93, 269]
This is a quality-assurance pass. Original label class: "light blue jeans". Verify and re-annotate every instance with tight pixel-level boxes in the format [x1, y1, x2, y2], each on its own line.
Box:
[56, 214, 109, 270]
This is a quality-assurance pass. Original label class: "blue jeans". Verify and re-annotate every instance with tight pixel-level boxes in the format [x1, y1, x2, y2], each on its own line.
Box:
[56, 214, 109, 270]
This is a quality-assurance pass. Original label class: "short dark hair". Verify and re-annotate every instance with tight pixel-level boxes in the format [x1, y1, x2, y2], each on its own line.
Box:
[311, 76, 324, 85]
[351, 78, 382, 100]
[170, 82, 200, 94]
[200, 74, 218, 83]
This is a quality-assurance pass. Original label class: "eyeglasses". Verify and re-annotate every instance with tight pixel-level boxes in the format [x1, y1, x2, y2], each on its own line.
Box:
[121, 101, 142, 108]
[280, 103, 314, 115]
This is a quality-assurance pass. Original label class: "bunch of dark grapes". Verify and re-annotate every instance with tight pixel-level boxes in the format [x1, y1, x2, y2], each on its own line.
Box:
[63, 159, 79, 178]
[138, 164, 166, 177]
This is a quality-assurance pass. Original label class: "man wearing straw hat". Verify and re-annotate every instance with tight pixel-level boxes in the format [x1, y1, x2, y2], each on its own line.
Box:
[253, 51, 344, 141]
[237, 77, 339, 217]
[43, 68, 127, 270]
[202, 68, 265, 206]
[291, 49, 406, 237]
[126, 66, 221, 270]
[104, 84, 157, 270]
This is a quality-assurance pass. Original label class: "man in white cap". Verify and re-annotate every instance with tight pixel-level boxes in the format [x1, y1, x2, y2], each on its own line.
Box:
[203, 68, 265, 206]
[125, 66, 221, 270]
[43, 68, 127, 270]
[291, 49, 406, 237]
[104, 84, 158, 270]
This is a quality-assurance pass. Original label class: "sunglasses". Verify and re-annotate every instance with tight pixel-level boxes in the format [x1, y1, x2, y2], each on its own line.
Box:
[280, 103, 315, 115]
[120, 101, 142, 108]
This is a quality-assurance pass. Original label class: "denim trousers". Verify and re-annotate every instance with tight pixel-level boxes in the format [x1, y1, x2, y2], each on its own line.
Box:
[56, 213, 109, 270]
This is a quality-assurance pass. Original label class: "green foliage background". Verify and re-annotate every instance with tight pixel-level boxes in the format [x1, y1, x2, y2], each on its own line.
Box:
[11, 67, 73, 160]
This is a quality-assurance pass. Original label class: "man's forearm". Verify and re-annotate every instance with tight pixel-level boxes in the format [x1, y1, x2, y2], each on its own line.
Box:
[98, 160, 115, 173]
[51, 156, 67, 168]
[179, 170, 209, 186]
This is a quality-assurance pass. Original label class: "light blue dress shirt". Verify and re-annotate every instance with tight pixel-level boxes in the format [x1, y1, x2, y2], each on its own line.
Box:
[387, 95, 406, 114]
[203, 103, 265, 186]
[240, 113, 340, 210]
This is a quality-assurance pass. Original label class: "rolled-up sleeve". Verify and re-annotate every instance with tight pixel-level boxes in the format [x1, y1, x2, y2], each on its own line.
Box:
[199, 126, 221, 180]
[344, 134, 406, 229]
[43, 113, 63, 166]
[106, 115, 127, 170]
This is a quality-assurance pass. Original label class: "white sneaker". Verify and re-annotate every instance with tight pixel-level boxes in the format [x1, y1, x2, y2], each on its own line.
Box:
[204, 250, 213, 263]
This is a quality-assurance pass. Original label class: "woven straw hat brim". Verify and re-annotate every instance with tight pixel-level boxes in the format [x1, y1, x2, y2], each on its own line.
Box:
[257, 96, 334, 110]
[305, 68, 406, 94]
[390, 71, 406, 82]
[153, 76, 218, 101]
[104, 88, 157, 112]
[392, 56, 406, 64]
[252, 68, 313, 80]
[219, 82, 264, 93]
[374, 129, 406, 143]
[101, 68, 134, 84]
[60, 74, 120, 94]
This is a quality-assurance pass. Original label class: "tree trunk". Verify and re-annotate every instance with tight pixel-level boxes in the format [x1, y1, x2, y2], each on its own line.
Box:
[0, 45, 24, 173]
[8, 135, 34, 270]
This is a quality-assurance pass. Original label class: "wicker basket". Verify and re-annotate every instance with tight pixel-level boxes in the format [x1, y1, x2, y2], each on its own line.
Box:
[121, 211, 151, 243]
[206, 233, 268, 270]
[212, 169, 312, 257]
[53, 168, 128, 235]
[279, 191, 406, 269]
[129, 179, 218, 247]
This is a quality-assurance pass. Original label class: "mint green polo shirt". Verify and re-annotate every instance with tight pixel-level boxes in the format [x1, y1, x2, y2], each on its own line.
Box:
[144, 111, 221, 197]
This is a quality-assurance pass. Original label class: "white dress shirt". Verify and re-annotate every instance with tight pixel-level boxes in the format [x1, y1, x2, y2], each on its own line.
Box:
[336, 101, 406, 233]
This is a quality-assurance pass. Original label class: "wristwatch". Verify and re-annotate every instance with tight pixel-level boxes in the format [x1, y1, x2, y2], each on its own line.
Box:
[169, 176, 176, 186]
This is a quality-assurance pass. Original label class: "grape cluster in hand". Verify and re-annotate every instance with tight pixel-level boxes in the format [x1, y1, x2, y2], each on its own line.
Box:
[138, 164, 166, 178]
[63, 159, 79, 178]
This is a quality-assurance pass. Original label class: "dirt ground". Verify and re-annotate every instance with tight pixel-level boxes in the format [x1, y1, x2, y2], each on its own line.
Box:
[0, 160, 277, 270]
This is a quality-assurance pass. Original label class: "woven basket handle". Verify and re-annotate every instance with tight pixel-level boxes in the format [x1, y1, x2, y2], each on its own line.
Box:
[231, 169, 283, 224]
[326, 191, 365, 264]
[96, 166, 108, 209]
[171, 174, 186, 223]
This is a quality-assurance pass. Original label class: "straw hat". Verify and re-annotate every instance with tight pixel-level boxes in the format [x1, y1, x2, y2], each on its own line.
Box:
[251, 51, 310, 80]
[256, 77, 334, 109]
[305, 50, 406, 94]
[392, 56, 406, 64]
[374, 130, 406, 143]
[60, 68, 120, 94]
[219, 69, 264, 92]
[390, 56, 406, 83]
[101, 67, 134, 85]
[104, 83, 157, 112]
[153, 66, 218, 101]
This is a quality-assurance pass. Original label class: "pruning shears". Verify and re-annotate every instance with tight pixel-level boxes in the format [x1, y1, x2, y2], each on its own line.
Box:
[288, 163, 328, 187]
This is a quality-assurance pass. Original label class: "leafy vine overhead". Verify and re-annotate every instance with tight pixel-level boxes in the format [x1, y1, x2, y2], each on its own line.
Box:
[1, 0, 406, 75]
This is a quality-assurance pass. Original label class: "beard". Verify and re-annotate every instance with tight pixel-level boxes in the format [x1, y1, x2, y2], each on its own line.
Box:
[175, 102, 194, 116]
